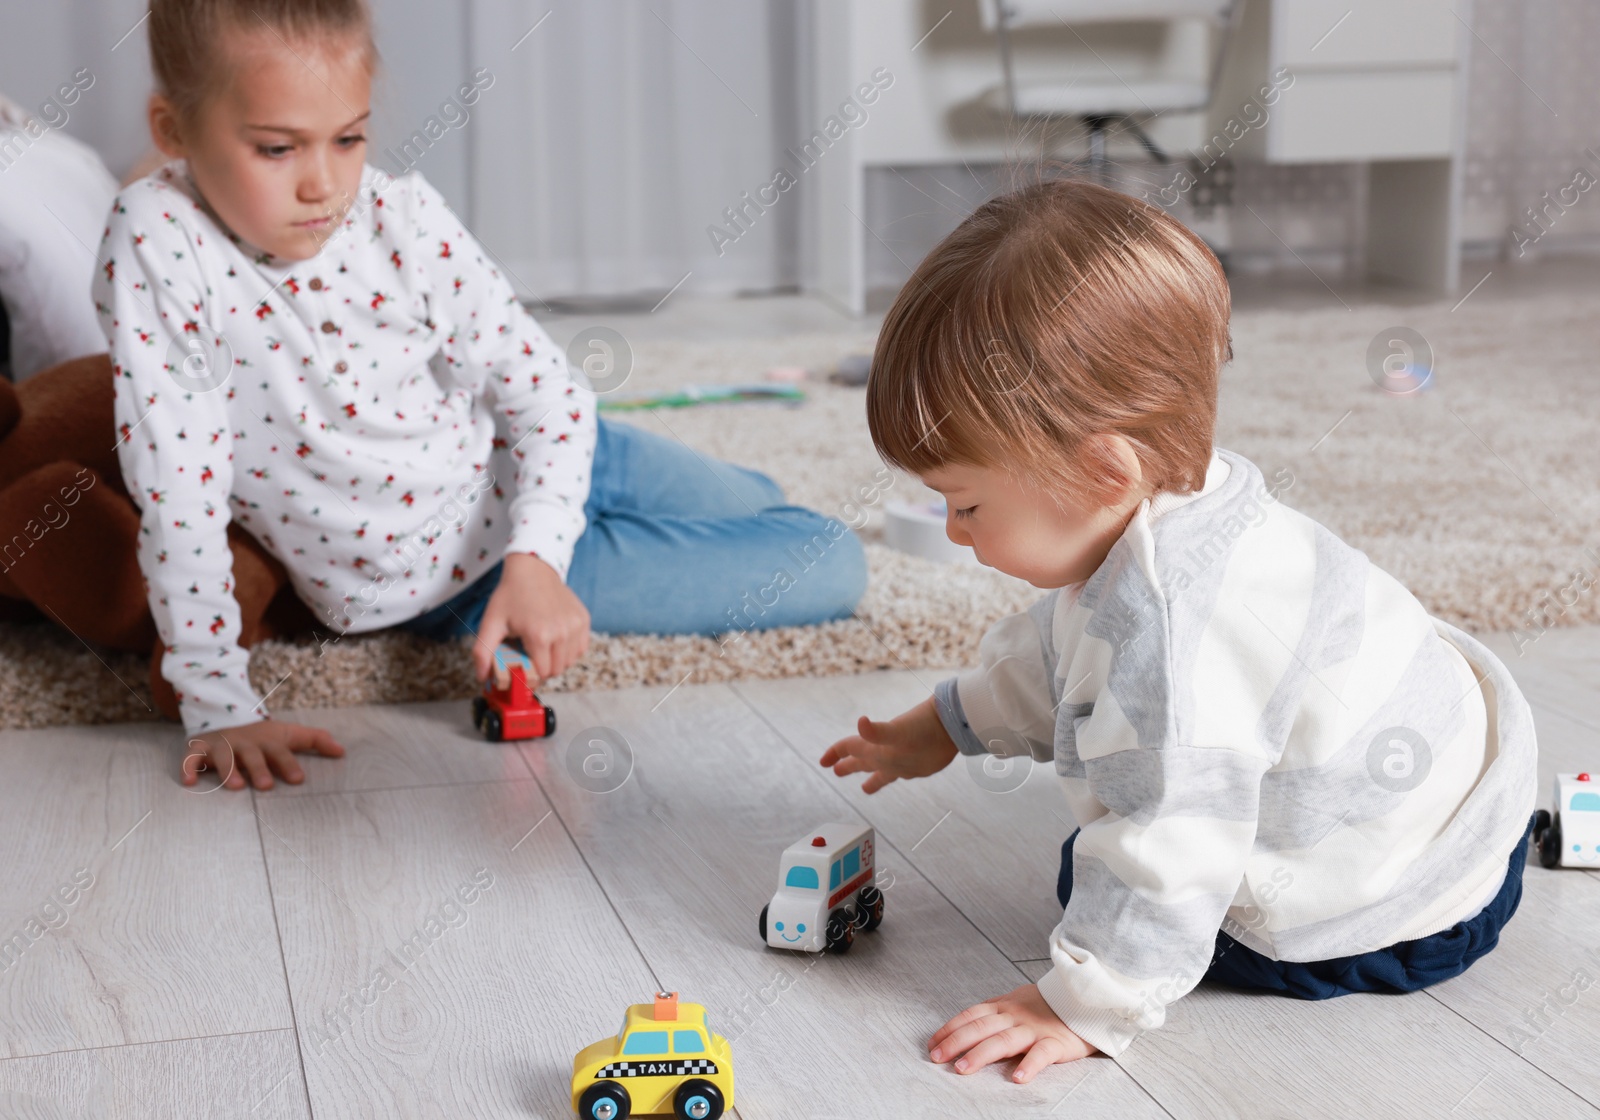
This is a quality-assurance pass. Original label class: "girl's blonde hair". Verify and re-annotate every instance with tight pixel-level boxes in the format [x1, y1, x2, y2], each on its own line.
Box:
[148, 0, 379, 128]
[867, 175, 1231, 506]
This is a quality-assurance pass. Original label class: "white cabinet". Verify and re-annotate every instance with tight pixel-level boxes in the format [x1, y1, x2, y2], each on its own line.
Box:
[1268, 70, 1458, 162]
[1273, 0, 1459, 68]
[808, 0, 1473, 311]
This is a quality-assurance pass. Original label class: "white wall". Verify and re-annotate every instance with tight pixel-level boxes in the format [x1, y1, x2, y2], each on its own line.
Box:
[0, 0, 477, 213]
[1, 0, 1593, 300]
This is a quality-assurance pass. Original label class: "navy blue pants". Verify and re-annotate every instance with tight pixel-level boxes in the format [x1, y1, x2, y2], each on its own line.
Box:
[1055, 813, 1536, 999]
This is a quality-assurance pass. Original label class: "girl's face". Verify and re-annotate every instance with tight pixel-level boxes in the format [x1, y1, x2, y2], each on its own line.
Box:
[148, 27, 372, 262]
[920, 444, 1148, 589]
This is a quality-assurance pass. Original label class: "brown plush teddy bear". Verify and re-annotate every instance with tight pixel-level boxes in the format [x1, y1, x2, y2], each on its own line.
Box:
[0, 352, 318, 720]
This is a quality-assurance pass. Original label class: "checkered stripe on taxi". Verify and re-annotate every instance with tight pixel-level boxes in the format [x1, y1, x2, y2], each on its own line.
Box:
[594, 1058, 718, 1078]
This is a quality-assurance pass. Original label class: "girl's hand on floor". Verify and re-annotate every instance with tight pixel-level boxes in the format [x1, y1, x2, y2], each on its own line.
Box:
[929, 983, 1097, 1082]
[819, 696, 958, 793]
[476, 552, 591, 685]
[182, 720, 345, 791]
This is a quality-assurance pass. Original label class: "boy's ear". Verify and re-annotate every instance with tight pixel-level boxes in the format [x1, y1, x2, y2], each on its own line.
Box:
[147, 93, 187, 159]
[1078, 433, 1145, 509]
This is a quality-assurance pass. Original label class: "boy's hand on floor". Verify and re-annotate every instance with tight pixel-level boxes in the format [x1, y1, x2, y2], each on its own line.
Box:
[182, 720, 345, 791]
[819, 696, 958, 793]
[477, 552, 591, 684]
[930, 983, 1097, 1082]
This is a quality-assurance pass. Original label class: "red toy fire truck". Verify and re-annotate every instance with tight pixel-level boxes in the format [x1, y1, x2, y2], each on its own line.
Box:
[472, 645, 557, 742]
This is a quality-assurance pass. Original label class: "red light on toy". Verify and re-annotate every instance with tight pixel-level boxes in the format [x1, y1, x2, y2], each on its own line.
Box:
[1580, 773, 1591, 782]
[811, 836, 826, 847]
[653, 991, 679, 1021]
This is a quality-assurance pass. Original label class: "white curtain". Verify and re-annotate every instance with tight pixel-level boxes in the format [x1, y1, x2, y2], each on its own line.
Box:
[1460, 0, 1600, 253]
[465, 0, 807, 302]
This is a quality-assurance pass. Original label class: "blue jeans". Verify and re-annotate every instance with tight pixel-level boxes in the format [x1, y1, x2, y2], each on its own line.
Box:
[401, 417, 868, 639]
[1055, 812, 1536, 999]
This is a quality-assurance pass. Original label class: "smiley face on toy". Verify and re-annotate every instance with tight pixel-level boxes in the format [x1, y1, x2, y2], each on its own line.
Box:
[773, 920, 806, 943]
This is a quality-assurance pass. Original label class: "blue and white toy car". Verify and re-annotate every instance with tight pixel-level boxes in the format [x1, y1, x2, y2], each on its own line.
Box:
[758, 824, 883, 953]
[1535, 772, 1600, 869]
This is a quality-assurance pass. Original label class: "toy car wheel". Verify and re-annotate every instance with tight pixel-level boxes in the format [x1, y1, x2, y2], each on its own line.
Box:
[853, 885, 884, 932]
[543, 704, 557, 738]
[483, 710, 504, 743]
[758, 902, 769, 942]
[471, 696, 487, 730]
[1539, 813, 1563, 870]
[579, 1080, 631, 1120]
[673, 1079, 724, 1120]
[825, 907, 855, 953]
[1533, 808, 1551, 837]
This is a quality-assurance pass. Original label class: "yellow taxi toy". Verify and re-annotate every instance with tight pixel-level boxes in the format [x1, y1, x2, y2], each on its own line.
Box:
[571, 991, 734, 1120]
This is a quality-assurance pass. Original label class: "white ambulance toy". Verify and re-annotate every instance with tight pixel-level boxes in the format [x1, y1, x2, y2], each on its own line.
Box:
[1535, 772, 1600, 869]
[759, 823, 883, 953]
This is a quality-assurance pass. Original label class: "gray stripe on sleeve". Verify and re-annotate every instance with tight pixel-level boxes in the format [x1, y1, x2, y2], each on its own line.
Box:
[934, 677, 989, 757]
[1085, 746, 1270, 826]
[1252, 525, 1369, 765]
[1028, 593, 1062, 712]
[1254, 628, 1470, 853]
[1150, 452, 1266, 745]
[1061, 850, 1240, 980]
[1082, 544, 1176, 751]
[1269, 623, 1539, 960]
[1053, 703, 1093, 779]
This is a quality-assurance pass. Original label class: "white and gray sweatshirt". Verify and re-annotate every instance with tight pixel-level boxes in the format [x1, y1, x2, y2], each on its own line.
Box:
[934, 448, 1537, 1057]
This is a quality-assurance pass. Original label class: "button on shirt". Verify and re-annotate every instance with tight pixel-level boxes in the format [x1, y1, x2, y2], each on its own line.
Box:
[94, 161, 596, 735]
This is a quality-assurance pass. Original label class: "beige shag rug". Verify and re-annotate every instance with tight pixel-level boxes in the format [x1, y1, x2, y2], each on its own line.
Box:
[4, 291, 1597, 730]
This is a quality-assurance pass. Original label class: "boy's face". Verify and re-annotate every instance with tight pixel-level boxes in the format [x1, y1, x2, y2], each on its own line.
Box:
[922, 460, 1144, 589]
[148, 28, 371, 262]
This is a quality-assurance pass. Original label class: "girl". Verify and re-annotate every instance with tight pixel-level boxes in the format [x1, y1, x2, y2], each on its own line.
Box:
[97, 0, 866, 790]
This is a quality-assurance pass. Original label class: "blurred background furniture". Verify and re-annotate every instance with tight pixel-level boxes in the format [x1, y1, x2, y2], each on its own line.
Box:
[810, 0, 1470, 310]
[1, 0, 1590, 315]
[978, 0, 1242, 182]
[1211, 0, 1471, 291]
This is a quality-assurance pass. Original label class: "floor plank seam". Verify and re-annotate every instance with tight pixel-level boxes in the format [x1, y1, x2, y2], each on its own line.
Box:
[0, 1026, 300, 1066]
[1421, 988, 1600, 1113]
[248, 785, 318, 1120]
[729, 680, 1026, 964]
[728, 680, 1184, 1117]
[511, 764, 667, 999]
[1526, 691, 1600, 734]
[253, 770, 535, 801]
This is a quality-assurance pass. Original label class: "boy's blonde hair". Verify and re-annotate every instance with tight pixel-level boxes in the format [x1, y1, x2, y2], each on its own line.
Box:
[148, 0, 379, 129]
[867, 176, 1231, 506]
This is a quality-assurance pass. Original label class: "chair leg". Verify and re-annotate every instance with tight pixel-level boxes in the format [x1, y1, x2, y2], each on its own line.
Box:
[1126, 118, 1170, 165]
[1084, 116, 1110, 186]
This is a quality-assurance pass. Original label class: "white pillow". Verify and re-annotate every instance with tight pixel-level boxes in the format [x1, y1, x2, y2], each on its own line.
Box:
[0, 92, 120, 381]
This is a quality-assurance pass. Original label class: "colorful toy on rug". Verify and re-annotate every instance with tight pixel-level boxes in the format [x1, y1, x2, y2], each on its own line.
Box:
[471, 642, 556, 742]
[825, 352, 872, 387]
[759, 823, 883, 953]
[596, 384, 803, 412]
[571, 990, 734, 1119]
[1535, 772, 1600, 868]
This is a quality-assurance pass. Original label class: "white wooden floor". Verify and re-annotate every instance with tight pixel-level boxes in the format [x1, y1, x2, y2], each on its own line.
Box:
[2, 632, 1599, 1119]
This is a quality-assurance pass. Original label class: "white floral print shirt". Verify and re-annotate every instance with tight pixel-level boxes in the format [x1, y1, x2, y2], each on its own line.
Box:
[93, 161, 595, 735]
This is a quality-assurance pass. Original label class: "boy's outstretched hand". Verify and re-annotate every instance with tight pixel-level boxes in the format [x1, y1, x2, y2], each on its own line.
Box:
[930, 984, 1097, 1082]
[819, 696, 959, 793]
[183, 719, 345, 790]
